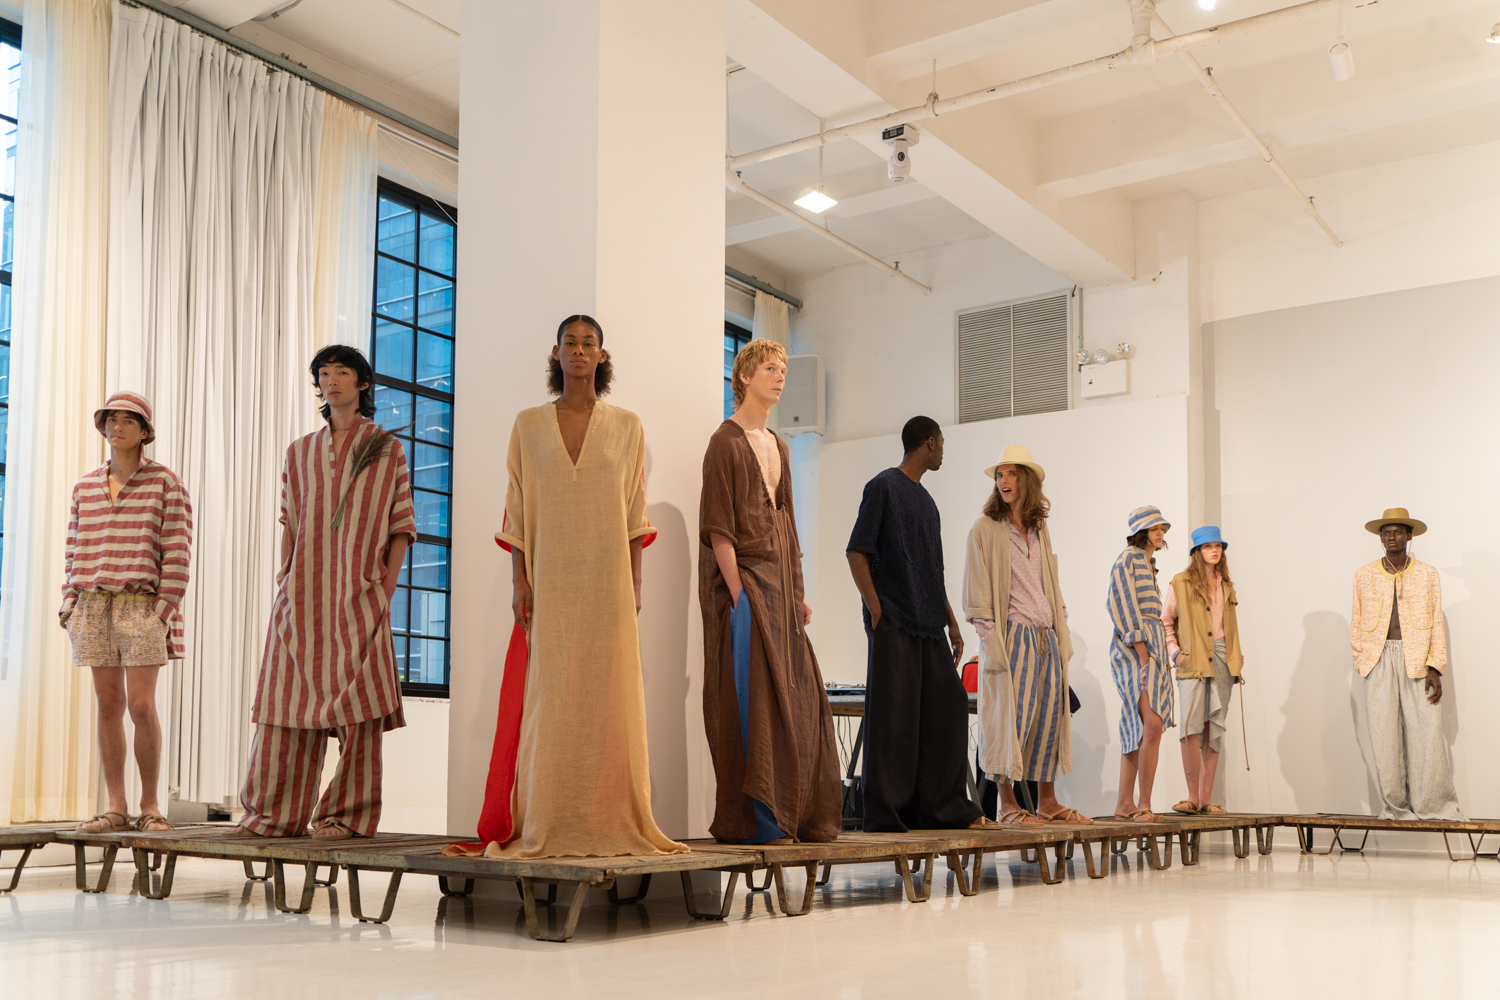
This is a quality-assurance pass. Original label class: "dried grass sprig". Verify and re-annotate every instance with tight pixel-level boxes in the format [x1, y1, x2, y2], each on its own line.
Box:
[331, 423, 409, 530]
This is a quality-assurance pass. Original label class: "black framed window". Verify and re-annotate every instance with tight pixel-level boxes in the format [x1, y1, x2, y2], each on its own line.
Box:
[723, 320, 750, 418]
[370, 180, 455, 698]
[0, 20, 21, 576]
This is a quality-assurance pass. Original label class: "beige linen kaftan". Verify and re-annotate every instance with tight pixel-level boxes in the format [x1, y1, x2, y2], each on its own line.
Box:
[490, 401, 686, 859]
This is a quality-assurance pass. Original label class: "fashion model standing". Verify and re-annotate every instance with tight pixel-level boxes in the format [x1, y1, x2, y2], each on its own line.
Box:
[848, 416, 989, 832]
[701, 338, 840, 844]
[962, 445, 1087, 827]
[476, 315, 685, 858]
[1162, 527, 1243, 815]
[1107, 507, 1174, 822]
[234, 346, 414, 840]
[64, 393, 192, 834]
[1351, 508, 1462, 820]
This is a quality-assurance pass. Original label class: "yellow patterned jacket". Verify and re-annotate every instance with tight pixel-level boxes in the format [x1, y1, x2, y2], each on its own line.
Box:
[1350, 558, 1446, 678]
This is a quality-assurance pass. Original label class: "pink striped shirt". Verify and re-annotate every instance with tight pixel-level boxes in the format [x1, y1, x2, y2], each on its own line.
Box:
[60, 458, 194, 658]
[251, 418, 417, 731]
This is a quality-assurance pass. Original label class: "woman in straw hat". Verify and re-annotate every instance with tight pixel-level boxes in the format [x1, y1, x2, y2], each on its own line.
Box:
[1162, 526, 1243, 814]
[62, 392, 192, 834]
[962, 445, 1089, 826]
[1106, 507, 1174, 822]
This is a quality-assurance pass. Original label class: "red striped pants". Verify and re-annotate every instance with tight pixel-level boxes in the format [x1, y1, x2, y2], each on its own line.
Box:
[239, 721, 383, 837]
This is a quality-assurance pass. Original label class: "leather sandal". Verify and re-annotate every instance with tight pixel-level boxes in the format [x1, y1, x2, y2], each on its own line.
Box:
[1039, 807, 1093, 825]
[969, 816, 1002, 829]
[1172, 800, 1201, 814]
[998, 808, 1045, 827]
[77, 811, 131, 834]
[1200, 803, 1227, 814]
[312, 819, 357, 840]
[134, 813, 174, 832]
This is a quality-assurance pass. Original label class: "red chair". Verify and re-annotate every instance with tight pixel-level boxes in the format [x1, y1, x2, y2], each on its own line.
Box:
[960, 656, 979, 693]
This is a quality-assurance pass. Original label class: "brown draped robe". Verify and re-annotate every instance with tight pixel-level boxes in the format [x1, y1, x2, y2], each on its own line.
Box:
[698, 420, 841, 843]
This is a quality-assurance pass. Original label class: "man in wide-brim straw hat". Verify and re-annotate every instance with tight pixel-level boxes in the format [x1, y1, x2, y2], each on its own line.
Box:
[64, 392, 193, 835]
[1350, 508, 1463, 820]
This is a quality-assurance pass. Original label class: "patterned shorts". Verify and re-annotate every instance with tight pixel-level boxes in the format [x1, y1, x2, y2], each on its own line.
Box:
[65, 591, 169, 668]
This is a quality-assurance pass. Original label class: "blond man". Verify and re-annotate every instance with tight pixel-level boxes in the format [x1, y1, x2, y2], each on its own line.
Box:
[698, 339, 840, 843]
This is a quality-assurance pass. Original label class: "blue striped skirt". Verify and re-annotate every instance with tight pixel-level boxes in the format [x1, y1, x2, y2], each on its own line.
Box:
[1005, 621, 1068, 782]
[1110, 619, 1174, 754]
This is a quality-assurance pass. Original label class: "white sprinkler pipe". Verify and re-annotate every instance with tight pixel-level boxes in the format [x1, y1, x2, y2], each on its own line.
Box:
[727, 171, 932, 294]
[1154, 12, 1343, 247]
[726, 0, 1347, 171]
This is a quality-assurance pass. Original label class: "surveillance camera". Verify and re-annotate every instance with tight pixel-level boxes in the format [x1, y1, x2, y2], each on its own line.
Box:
[882, 124, 919, 183]
[888, 139, 911, 182]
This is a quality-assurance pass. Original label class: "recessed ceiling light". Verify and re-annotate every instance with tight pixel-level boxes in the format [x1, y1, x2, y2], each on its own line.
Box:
[1488, 23, 1500, 43]
[794, 188, 838, 213]
[1197, 0, 1216, 10]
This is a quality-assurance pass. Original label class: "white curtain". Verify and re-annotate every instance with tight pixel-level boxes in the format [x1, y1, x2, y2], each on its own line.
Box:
[106, 3, 325, 809]
[0, 0, 112, 825]
[752, 289, 790, 431]
[314, 97, 377, 348]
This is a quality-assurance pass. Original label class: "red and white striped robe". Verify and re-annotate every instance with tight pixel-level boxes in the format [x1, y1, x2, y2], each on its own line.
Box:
[60, 459, 194, 658]
[251, 417, 417, 732]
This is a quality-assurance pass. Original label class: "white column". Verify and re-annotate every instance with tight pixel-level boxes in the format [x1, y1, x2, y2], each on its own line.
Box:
[450, 0, 724, 839]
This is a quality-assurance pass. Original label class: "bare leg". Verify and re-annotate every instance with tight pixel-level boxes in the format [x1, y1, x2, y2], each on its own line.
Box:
[124, 666, 164, 816]
[1115, 752, 1140, 816]
[1037, 781, 1066, 814]
[1198, 731, 1221, 806]
[997, 782, 1044, 825]
[92, 668, 130, 815]
[1134, 692, 1164, 816]
[1179, 734, 1202, 808]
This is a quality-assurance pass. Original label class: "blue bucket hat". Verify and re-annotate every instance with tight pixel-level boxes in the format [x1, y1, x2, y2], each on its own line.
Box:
[1190, 526, 1226, 552]
[1127, 506, 1170, 534]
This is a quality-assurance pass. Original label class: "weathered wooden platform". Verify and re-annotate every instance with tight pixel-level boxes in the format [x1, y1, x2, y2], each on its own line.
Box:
[326, 842, 755, 941]
[1284, 814, 1500, 859]
[0, 825, 61, 893]
[1150, 812, 1284, 863]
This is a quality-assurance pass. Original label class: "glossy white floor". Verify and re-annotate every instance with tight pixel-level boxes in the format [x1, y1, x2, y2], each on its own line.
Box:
[3, 841, 1497, 999]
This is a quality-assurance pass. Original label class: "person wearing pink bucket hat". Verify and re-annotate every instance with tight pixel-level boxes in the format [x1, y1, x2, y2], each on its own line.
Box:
[64, 391, 192, 835]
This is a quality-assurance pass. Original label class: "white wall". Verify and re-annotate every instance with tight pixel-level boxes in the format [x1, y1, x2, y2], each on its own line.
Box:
[1210, 274, 1500, 829]
[814, 397, 1192, 819]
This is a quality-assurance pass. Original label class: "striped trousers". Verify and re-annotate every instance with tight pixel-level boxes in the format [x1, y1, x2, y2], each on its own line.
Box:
[1006, 622, 1068, 782]
[239, 721, 384, 837]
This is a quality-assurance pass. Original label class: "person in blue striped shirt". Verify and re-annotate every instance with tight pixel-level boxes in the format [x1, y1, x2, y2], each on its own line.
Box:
[1107, 507, 1175, 822]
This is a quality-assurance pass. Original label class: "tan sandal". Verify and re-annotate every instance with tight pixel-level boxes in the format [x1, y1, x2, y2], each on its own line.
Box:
[969, 816, 1002, 829]
[312, 819, 357, 840]
[77, 811, 131, 834]
[134, 813, 174, 832]
[1039, 807, 1093, 825]
[1171, 800, 1201, 815]
[1200, 803, 1227, 815]
[999, 808, 1045, 827]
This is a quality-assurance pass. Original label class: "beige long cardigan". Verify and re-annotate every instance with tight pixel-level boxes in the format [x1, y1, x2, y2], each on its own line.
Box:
[961, 515, 1072, 781]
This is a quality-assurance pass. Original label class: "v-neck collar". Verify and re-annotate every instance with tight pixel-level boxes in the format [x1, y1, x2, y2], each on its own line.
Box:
[104, 459, 149, 508]
[550, 400, 600, 471]
[326, 417, 371, 476]
[725, 418, 783, 511]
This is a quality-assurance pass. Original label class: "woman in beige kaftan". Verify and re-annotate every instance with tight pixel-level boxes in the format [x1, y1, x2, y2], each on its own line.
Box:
[487, 400, 686, 859]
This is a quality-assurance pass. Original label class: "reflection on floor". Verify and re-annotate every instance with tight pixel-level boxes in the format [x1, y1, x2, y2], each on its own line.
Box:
[3, 844, 1497, 999]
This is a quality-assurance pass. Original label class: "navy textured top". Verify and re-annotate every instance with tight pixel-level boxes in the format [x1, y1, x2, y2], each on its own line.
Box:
[846, 467, 948, 640]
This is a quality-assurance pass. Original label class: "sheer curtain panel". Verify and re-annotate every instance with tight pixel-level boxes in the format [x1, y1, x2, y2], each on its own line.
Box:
[314, 98, 377, 348]
[0, 0, 112, 825]
[106, 4, 324, 810]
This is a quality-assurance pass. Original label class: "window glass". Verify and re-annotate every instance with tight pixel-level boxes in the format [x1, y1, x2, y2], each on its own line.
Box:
[0, 23, 19, 594]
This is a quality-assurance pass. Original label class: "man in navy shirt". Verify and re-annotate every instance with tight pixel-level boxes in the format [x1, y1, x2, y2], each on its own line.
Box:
[847, 416, 990, 832]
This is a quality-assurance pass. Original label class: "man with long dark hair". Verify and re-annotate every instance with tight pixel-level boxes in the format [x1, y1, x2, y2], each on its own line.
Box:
[962, 444, 1086, 826]
[848, 416, 988, 832]
[231, 344, 415, 839]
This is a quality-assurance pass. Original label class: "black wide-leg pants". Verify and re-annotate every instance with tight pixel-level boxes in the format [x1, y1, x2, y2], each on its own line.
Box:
[861, 617, 983, 832]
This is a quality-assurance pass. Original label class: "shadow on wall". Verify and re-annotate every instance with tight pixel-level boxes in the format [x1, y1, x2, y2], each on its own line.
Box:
[1061, 631, 1110, 815]
[640, 501, 691, 839]
[1279, 611, 1375, 814]
[1435, 549, 1495, 804]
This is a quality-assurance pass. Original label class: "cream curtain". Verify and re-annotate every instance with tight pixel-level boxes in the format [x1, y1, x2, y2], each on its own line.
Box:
[752, 289, 790, 431]
[106, 3, 325, 809]
[0, 0, 112, 825]
[314, 98, 377, 348]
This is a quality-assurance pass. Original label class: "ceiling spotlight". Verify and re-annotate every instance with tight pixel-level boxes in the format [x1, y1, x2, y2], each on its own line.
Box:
[794, 188, 837, 213]
[1092, 350, 1110, 366]
[1488, 23, 1500, 43]
[1197, 0, 1216, 9]
[1116, 342, 1134, 359]
[1328, 41, 1355, 81]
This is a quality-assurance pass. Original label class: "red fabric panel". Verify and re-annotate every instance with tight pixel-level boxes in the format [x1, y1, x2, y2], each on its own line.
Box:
[452, 623, 529, 850]
[961, 657, 979, 694]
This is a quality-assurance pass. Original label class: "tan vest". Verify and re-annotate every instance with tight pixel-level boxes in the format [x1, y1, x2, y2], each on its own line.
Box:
[1169, 571, 1243, 679]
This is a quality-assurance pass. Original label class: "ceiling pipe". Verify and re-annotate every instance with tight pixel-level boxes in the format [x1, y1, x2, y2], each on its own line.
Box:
[727, 0, 1344, 171]
[727, 171, 932, 294]
[1153, 12, 1343, 247]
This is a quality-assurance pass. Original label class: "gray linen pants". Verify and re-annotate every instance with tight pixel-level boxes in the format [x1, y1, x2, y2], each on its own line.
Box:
[1365, 641, 1463, 821]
